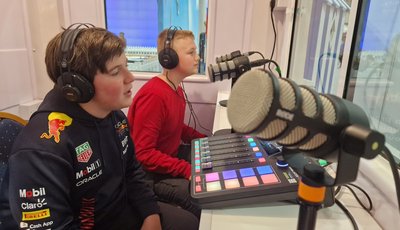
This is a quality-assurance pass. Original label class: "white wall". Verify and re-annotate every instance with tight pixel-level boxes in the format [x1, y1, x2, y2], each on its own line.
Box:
[0, 0, 35, 110]
[2, 1, 398, 228]
[0, 0, 293, 132]
[26, 0, 62, 99]
[248, 0, 296, 78]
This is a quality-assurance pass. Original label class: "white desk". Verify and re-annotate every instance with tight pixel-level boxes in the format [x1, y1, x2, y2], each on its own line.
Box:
[199, 91, 382, 230]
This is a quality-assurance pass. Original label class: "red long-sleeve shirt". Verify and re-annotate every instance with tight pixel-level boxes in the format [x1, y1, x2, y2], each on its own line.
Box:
[128, 77, 205, 179]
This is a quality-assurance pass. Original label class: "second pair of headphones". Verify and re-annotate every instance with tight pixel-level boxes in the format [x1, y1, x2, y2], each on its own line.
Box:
[57, 23, 95, 103]
[158, 26, 181, 69]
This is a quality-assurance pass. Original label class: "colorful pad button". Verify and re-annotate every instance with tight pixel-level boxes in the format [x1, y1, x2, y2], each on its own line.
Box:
[239, 168, 255, 177]
[195, 185, 202, 192]
[242, 176, 259, 186]
[224, 179, 240, 189]
[206, 181, 222, 191]
[195, 176, 201, 182]
[257, 165, 273, 175]
[205, 172, 220, 182]
[258, 158, 266, 163]
[260, 174, 279, 184]
[222, 170, 237, 180]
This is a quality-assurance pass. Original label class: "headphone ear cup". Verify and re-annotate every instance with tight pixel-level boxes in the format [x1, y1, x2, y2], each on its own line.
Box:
[158, 48, 179, 69]
[57, 72, 95, 103]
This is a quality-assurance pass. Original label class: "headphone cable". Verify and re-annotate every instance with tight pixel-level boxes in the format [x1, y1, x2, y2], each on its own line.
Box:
[181, 82, 212, 134]
[165, 71, 178, 92]
[268, 0, 277, 72]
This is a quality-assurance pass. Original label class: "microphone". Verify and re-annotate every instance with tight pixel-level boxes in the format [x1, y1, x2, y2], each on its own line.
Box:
[226, 69, 385, 161]
[215, 50, 256, 63]
[208, 56, 270, 82]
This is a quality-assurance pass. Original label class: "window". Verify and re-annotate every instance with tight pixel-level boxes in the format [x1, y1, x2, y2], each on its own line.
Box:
[104, 0, 208, 74]
[289, 0, 400, 165]
[345, 0, 400, 165]
[288, 0, 351, 95]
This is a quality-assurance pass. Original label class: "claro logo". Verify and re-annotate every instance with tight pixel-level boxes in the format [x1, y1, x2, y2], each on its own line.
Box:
[19, 188, 46, 198]
[21, 198, 47, 210]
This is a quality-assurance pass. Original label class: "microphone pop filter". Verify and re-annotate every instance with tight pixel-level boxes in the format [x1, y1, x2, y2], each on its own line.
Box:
[227, 69, 373, 159]
[227, 69, 275, 133]
[227, 69, 384, 186]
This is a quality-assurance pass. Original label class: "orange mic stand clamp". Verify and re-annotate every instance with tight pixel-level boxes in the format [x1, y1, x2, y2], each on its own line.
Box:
[296, 164, 328, 230]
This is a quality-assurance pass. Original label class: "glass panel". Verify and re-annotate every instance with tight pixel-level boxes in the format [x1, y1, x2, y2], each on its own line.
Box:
[288, 0, 352, 95]
[104, 0, 208, 74]
[346, 0, 400, 164]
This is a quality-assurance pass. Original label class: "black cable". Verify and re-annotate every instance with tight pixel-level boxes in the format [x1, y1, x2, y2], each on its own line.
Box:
[262, 59, 282, 78]
[269, 0, 277, 73]
[343, 184, 373, 212]
[286, 0, 299, 79]
[181, 83, 212, 134]
[381, 146, 400, 213]
[181, 84, 195, 130]
[335, 198, 359, 230]
[165, 71, 177, 92]
[254, 51, 265, 59]
[253, 50, 282, 77]
[336, 183, 373, 214]
[253, 51, 266, 69]
[165, 72, 202, 134]
[335, 185, 342, 196]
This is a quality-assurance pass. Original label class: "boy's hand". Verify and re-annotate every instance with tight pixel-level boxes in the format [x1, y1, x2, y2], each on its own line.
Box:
[141, 214, 161, 230]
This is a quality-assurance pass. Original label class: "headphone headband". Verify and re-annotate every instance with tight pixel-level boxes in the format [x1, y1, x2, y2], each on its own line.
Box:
[60, 23, 95, 69]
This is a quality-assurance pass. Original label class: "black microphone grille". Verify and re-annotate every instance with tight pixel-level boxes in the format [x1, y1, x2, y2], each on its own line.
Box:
[216, 55, 228, 63]
[207, 60, 240, 82]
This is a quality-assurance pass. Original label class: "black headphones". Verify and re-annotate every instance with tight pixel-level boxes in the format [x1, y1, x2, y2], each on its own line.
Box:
[57, 23, 95, 103]
[158, 26, 180, 69]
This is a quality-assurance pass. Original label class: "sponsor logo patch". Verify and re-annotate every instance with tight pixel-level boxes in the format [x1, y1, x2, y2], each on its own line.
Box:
[40, 112, 72, 143]
[75, 141, 93, 163]
[22, 208, 50, 221]
[75, 159, 102, 186]
[21, 198, 47, 210]
[19, 187, 46, 198]
[20, 222, 28, 228]
[114, 119, 128, 135]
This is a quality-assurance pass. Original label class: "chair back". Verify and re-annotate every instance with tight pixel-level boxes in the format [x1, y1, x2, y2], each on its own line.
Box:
[0, 112, 27, 229]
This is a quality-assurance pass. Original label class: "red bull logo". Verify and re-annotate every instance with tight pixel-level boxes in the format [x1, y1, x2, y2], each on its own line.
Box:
[115, 120, 128, 134]
[40, 112, 72, 143]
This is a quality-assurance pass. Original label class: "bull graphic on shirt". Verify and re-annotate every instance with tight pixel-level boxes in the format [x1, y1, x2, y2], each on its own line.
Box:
[40, 112, 72, 143]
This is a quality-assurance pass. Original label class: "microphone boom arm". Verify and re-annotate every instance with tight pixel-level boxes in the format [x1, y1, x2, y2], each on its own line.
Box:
[283, 124, 384, 230]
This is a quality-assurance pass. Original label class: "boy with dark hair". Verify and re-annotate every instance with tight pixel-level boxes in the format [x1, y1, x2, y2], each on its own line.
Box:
[6, 24, 198, 230]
